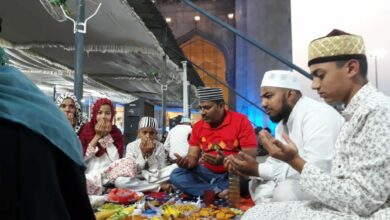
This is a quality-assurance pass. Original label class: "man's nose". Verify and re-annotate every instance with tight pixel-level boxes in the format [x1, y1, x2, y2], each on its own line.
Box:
[311, 78, 320, 90]
[261, 100, 267, 109]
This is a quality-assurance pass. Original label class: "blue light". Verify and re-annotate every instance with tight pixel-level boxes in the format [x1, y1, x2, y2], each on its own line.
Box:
[236, 97, 277, 136]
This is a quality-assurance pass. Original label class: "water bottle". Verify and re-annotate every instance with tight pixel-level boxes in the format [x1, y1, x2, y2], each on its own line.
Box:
[228, 173, 240, 208]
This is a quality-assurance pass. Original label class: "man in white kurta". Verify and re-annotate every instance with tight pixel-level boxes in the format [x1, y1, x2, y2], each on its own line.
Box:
[243, 29, 390, 219]
[163, 117, 192, 160]
[226, 70, 343, 203]
[251, 95, 343, 203]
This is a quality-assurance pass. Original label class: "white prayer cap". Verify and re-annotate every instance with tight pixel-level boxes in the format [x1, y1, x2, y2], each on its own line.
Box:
[138, 117, 158, 130]
[180, 117, 191, 123]
[260, 70, 301, 91]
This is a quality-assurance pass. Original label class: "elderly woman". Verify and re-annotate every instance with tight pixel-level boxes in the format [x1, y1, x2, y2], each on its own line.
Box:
[78, 98, 124, 194]
[56, 93, 84, 133]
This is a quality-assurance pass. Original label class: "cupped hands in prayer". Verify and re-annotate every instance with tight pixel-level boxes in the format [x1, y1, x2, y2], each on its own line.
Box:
[202, 149, 224, 165]
[66, 112, 77, 127]
[94, 119, 112, 140]
[259, 130, 298, 162]
[224, 152, 259, 177]
[259, 130, 305, 172]
[140, 137, 155, 158]
[173, 153, 197, 169]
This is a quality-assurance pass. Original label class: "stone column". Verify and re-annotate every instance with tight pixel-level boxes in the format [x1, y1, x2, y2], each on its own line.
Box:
[235, 0, 292, 129]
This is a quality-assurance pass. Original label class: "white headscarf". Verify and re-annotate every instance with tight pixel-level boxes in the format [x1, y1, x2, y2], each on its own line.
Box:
[55, 93, 84, 133]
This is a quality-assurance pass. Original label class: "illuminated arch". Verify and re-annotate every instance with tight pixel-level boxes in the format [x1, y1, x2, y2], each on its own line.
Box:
[180, 35, 228, 104]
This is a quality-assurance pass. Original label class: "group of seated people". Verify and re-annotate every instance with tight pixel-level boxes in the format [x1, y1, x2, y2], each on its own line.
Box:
[55, 94, 182, 194]
[4, 27, 390, 219]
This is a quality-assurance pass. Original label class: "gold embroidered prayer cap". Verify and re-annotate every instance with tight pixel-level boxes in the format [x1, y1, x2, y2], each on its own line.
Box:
[308, 29, 366, 66]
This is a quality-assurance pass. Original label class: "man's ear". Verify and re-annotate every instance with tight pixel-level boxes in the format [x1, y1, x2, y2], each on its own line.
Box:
[345, 59, 360, 78]
[285, 89, 294, 98]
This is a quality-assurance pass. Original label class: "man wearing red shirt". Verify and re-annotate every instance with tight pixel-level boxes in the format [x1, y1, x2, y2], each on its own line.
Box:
[170, 87, 257, 198]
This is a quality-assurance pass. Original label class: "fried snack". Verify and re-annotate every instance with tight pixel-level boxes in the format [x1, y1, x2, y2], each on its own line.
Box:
[199, 208, 211, 217]
[172, 204, 199, 213]
[132, 215, 148, 220]
[215, 211, 226, 219]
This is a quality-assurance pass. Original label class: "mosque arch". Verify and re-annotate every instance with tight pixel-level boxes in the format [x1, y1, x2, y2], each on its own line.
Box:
[179, 32, 229, 104]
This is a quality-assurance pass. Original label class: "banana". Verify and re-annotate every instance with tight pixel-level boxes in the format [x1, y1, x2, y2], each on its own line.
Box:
[95, 209, 120, 220]
[162, 205, 180, 218]
[122, 205, 135, 214]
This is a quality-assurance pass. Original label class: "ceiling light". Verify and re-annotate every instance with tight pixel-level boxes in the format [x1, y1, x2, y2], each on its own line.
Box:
[194, 15, 200, 21]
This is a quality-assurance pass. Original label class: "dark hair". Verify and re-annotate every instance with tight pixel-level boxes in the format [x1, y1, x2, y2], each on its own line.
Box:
[254, 126, 263, 134]
[335, 58, 368, 77]
[264, 127, 271, 133]
[210, 99, 225, 106]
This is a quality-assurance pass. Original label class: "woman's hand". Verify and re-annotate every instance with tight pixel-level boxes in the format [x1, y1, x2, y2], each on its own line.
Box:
[94, 120, 106, 137]
[103, 119, 112, 135]
[66, 112, 77, 127]
[95, 119, 112, 138]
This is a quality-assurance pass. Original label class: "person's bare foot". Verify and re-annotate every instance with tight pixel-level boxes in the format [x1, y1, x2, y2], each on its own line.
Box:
[217, 189, 229, 199]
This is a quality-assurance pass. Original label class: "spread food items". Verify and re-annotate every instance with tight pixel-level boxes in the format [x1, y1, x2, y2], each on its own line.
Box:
[95, 191, 244, 220]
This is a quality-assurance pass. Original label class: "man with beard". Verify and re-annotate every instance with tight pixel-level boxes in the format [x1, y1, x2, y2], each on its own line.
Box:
[241, 30, 390, 219]
[170, 87, 257, 198]
[224, 70, 343, 203]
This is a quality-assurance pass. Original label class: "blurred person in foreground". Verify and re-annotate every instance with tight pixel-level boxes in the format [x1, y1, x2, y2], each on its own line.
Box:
[0, 47, 94, 219]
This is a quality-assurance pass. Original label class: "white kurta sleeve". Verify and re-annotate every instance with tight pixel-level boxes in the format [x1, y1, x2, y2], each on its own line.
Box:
[258, 157, 289, 181]
[99, 134, 119, 162]
[84, 144, 98, 161]
[146, 142, 166, 171]
[125, 140, 146, 172]
[300, 109, 390, 216]
[163, 133, 171, 151]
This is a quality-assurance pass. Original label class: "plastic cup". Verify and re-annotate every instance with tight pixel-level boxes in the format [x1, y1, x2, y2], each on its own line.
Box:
[203, 189, 215, 206]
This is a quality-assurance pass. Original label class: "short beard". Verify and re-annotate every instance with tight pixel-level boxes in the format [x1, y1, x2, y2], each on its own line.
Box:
[269, 96, 292, 123]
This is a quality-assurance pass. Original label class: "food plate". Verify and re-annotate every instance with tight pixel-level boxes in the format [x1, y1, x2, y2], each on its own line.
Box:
[106, 188, 144, 204]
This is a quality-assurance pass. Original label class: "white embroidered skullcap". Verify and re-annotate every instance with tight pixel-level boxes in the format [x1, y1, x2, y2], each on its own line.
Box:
[197, 87, 224, 102]
[180, 117, 191, 123]
[138, 117, 158, 130]
[260, 70, 301, 91]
